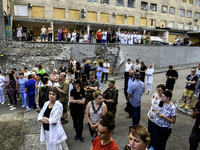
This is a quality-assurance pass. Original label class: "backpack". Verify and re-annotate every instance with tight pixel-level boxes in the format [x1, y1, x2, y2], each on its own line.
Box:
[39, 86, 49, 107]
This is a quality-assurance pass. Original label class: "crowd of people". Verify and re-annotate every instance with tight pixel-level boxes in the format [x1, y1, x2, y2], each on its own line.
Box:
[0, 56, 200, 150]
[173, 35, 190, 46]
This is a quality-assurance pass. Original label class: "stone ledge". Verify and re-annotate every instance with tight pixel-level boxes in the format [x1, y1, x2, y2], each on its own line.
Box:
[175, 98, 192, 115]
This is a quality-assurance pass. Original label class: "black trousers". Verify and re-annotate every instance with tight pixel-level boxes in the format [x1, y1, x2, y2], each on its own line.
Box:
[148, 119, 155, 147]
[102, 73, 108, 82]
[48, 33, 52, 41]
[70, 106, 84, 136]
[189, 130, 200, 150]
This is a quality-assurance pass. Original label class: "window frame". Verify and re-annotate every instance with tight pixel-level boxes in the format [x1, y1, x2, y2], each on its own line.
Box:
[116, 0, 124, 6]
[100, 0, 109, 4]
[141, 1, 148, 11]
[180, 9, 185, 17]
[127, 0, 135, 8]
[186, 10, 192, 18]
[150, 3, 157, 12]
[161, 5, 168, 13]
[169, 7, 175, 15]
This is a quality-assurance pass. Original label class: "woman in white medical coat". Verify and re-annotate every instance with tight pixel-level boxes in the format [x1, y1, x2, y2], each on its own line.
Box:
[38, 87, 67, 150]
[145, 63, 154, 94]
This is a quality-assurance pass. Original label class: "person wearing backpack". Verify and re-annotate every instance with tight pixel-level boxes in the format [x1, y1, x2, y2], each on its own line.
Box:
[38, 77, 52, 111]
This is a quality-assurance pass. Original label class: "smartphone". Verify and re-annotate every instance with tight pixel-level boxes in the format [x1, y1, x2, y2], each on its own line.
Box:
[191, 107, 196, 110]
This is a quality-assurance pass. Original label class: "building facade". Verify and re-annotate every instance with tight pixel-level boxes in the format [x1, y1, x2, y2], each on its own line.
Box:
[2, 0, 200, 43]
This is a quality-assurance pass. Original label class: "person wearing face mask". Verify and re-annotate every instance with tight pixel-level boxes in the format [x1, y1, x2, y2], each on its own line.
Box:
[123, 125, 150, 150]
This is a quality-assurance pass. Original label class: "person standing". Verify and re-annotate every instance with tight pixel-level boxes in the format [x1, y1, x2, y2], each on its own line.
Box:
[124, 70, 135, 118]
[147, 84, 166, 149]
[102, 59, 110, 84]
[152, 91, 176, 150]
[48, 25, 53, 42]
[50, 69, 59, 87]
[25, 74, 36, 111]
[111, 30, 116, 43]
[133, 59, 141, 73]
[96, 62, 103, 89]
[107, 28, 112, 43]
[146, 32, 151, 45]
[70, 79, 86, 142]
[89, 27, 94, 43]
[0, 71, 5, 105]
[123, 31, 128, 44]
[180, 68, 198, 109]
[146, 64, 154, 94]
[41, 25, 47, 42]
[101, 29, 107, 43]
[76, 30, 80, 43]
[38, 87, 67, 150]
[59, 62, 67, 74]
[142, 32, 146, 45]
[27, 31, 32, 41]
[56, 73, 69, 124]
[16, 24, 23, 41]
[166, 65, 178, 92]
[67, 31, 71, 42]
[103, 79, 118, 118]
[62, 27, 68, 42]
[96, 29, 102, 43]
[37, 65, 46, 75]
[189, 101, 200, 150]
[194, 64, 200, 97]
[124, 59, 133, 85]
[84, 71, 99, 104]
[71, 30, 77, 43]
[127, 72, 145, 126]
[18, 73, 28, 108]
[139, 61, 147, 83]
[58, 27, 62, 42]
[84, 60, 91, 80]
[84, 31, 89, 43]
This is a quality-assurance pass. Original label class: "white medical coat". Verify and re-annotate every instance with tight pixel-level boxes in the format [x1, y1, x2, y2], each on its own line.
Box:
[145, 68, 154, 84]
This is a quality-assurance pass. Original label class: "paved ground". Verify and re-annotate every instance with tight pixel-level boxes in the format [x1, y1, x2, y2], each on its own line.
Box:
[0, 63, 198, 150]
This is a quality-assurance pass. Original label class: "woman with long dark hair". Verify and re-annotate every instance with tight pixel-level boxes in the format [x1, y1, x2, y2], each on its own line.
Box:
[7, 73, 16, 110]
[151, 91, 176, 150]
[75, 62, 81, 79]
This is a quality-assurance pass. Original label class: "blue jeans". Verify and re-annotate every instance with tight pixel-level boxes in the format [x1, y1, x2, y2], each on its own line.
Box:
[41, 34, 46, 41]
[20, 92, 27, 107]
[97, 75, 102, 88]
[152, 123, 172, 150]
[89, 35, 93, 43]
[131, 105, 141, 126]
[28, 94, 36, 109]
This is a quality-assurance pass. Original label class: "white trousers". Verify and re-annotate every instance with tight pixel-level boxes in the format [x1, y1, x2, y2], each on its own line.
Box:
[0, 87, 5, 104]
[44, 130, 62, 150]
[147, 83, 152, 92]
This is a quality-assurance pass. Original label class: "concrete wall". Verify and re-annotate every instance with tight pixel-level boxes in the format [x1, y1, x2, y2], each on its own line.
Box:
[0, 41, 199, 75]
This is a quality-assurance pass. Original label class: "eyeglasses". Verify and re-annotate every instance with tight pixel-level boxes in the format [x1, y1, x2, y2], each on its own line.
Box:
[156, 89, 163, 92]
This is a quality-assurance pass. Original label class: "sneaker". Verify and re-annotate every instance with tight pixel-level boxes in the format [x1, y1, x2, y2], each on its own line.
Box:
[21, 105, 25, 108]
[99, 87, 102, 89]
[26, 106, 29, 109]
[9, 105, 13, 108]
[1, 102, 4, 105]
[26, 108, 31, 111]
[10, 107, 16, 110]
[185, 104, 189, 109]
[149, 92, 152, 95]
[180, 103, 186, 108]
[8, 103, 11, 106]
[74, 134, 79, 140]
[146, 92, 149, 94]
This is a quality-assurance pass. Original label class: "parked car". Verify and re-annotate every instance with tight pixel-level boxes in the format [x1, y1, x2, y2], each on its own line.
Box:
[150, 36, 172, 46]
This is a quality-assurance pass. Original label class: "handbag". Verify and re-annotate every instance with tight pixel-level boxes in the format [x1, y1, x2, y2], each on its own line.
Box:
[124, 102, 132, 113]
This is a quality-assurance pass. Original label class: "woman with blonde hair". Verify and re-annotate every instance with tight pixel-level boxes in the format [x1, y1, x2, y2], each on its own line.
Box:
[96, 29, 102, 43]
[123, 125, 150, 150]
[86, 91, 107, 142]
[145, 63, 154, 94]
[50, 69, 59, 87]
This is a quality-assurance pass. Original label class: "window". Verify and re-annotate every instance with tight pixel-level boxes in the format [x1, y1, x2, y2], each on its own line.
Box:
[87, 11, 97, 21]
[87, 0, 97, 2]
[150, 4, 157, 12]
[197, 0, 200, 6]
[160, 20, 167, 28]
[14, 5, 28, 16]
[185, 24, 190, 30]
[100, 13, 109, 23]
[180, 9, 185, 17]
[54, 8, 65, 19]
[117, 0, 124, 6]
[127, 0, 135, 8]
[168, 22, 174, 28]
[126, 16, 135, 25]
[178, 23, 184, 29]
[140, 18, 147, 26]
[195, 12, 200, 19]
[116, 15, 124, 24]
[181, 0, 186, 2]
[193, 25, 198, 31]
[149, 19, 156, 27]
[188, 0, 192, 4]
[69, 10, 80, 20]
[32, 6, 45, 18]
[162, 5, 168, 13]
[101, 0, 109, 4]
[169, 7, 175, 15]
[187, 10, 192, 18]
[141, 2, 148, 11]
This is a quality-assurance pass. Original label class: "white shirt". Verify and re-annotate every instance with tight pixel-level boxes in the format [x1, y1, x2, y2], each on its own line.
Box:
[196, 68, 200, 75]
[103, 62, 110, 73]
[125, 63, 133, 72]
[67, 33, 71, 38]
[84, 34, 89, 41]
[41, 28, 46, 34]
[102, 31, 107, 40]
[72, 32, 76, 39]
[24, 71, 31, 78]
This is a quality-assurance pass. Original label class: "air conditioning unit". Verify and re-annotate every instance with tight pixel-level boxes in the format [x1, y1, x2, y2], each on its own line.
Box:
[81, 14, 86, 18]
[195, 18, 198, 22]
[112, 12, 117, 16]
[28, 3, 32, 7]
[124, 14, 128, 18]
[81, 9, 85, 13]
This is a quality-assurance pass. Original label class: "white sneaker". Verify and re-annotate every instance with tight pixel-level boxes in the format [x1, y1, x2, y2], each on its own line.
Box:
[26, 106, 29, 109]
[9, 105, 13, 108]
[21, 105, 25, 108]
[1, 102, 4, 105]
[10, 107, 16, 110]
[149, 92, 152, 95]
[8, 103, 11, 106]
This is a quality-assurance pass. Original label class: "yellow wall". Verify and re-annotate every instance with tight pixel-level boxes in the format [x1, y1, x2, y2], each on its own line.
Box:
[33, 27, 41, 37]
[188, 0, 192, 4]
[100, 13, 109, 23]
[116, 15, 124, 24]
[149, 19, 156, 27]
[168, 35, 183, 43]
[3, 0, 8, 13]
[140, 18, 147, 26]
[54, 8, 65, 19]
[87, 11, 97, 22]
[32, 6, 45, 18]
[160, 21, 167, 28]
[181, 0, 185, 2]
[69, 9, 80, 20]
[189, 36, 200, 44]
[126, 16, 134, 25]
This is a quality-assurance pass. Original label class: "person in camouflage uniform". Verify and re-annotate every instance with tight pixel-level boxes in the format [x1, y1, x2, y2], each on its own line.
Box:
[103, 78, 118, 118]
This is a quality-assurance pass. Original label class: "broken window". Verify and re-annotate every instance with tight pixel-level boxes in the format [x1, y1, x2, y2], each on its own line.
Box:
[141, 2, 148, 11]
[127, 0, 135, 8]
[168, 22, 174, 28]
[150, 3, 157, 12]
[180, 9, 185, 17]
[101, 0, 109, 4]
[117, 0, 124, 6]
[169, 7, 175, 15]
[195, 12, 199, 19]
[178, 23, 184, 29]
[197, 0, 200, 6]
[87, 0, 97, 2]
[161, 5, 168, 13]
[186, 10, 192, 18]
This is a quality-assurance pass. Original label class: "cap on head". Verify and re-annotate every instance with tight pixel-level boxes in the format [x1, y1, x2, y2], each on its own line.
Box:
[108, 78, 115, 84]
